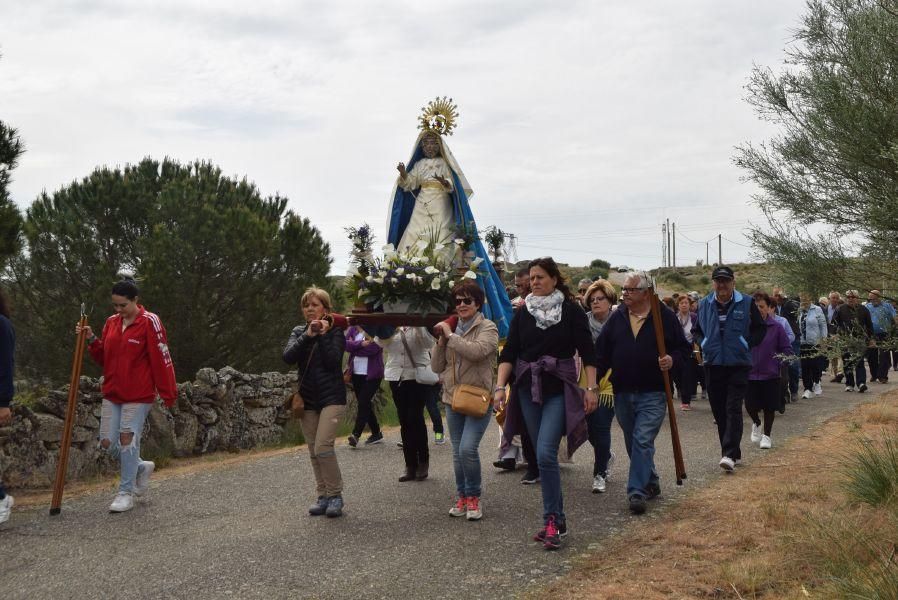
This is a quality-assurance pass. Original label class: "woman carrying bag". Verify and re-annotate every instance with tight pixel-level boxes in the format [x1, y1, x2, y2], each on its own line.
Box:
[432, 281, 499, 521]
[283, 286, 347, 518]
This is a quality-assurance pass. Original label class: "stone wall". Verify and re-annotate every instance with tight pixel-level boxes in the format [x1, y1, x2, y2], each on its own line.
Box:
[0, 367, 308, 488]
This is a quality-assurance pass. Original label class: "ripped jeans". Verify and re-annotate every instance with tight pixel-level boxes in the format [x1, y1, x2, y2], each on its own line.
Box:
[99, 400, 152, 494]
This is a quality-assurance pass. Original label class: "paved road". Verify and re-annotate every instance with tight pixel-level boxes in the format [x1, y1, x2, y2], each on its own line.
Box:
[3, 379, 892, 599]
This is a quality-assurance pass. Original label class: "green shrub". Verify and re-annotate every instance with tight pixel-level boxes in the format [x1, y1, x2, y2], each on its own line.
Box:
[842, 436, 898, 507]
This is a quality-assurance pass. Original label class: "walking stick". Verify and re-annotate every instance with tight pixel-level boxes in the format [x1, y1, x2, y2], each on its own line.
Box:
[648, 287, 687, 485]
[50, 304, 88, 515]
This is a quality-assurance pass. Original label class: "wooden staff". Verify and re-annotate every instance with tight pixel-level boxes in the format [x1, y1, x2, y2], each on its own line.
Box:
[648, 288, 687, 485]
[50, 304, 88, 515]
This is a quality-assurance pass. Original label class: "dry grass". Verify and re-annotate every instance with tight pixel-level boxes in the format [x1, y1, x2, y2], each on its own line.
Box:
[532, 391, 898, 600]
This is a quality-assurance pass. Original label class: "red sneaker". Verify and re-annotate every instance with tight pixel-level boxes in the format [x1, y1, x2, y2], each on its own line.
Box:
[449, 496, 467, 517]
[466, 496, 482, 521]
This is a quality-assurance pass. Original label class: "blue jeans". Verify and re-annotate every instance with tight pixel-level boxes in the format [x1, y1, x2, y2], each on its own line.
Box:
[586, 403, 615, 477]
[517, 387, 566, 523]
[445, 404, 493, 497]
[614, 391, 666, 498]
[98, 400, 152, 493]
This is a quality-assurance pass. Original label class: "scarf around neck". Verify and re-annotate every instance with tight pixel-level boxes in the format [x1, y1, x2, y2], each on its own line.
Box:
[525, 290, 565, 330]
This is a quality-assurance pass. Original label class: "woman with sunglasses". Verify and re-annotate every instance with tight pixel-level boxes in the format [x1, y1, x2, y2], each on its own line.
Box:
[432, 281, 499, 521]
[494, 257, 598, 550]
[583, 279, 617, 494]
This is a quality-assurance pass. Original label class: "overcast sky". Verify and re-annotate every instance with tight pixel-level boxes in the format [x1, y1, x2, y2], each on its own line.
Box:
[1, 0, 807, 274]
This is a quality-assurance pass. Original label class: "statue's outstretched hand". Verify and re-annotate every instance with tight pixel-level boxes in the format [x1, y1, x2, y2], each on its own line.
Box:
[434, 175, 449, 188]
[397, 162, 407, 177]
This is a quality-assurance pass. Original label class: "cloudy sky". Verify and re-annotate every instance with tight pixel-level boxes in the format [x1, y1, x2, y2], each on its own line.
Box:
[1, 0, 807, 274]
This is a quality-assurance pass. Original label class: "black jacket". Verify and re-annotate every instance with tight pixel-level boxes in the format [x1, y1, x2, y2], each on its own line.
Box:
[833, 304, 874, 339]
[595, 303, 691, 394]
[777, 298, 800, 336]
[283, 324, 347, 410]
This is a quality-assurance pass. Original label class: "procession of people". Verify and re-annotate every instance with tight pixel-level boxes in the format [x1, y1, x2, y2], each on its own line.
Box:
[1, 101, 897, 560]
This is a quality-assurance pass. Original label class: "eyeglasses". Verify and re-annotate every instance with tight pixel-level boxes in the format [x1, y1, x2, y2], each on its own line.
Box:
[454, 297, 474, 306]
[621, 287, 646, 294]
[589, 296, 608, 304]
[578, 288, 588, 294]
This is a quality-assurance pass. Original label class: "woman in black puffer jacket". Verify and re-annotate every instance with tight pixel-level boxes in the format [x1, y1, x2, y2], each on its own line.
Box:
[283, 286, 347, 518]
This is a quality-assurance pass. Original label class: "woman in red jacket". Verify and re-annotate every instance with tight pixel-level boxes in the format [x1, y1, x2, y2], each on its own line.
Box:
[76, 277, 177, 513]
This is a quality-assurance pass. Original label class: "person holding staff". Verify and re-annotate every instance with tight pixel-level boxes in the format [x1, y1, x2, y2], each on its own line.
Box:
[283, 286, 347, 518]
[431, 280, 499, 521]
[77, 276, 177, 513]
[494, 257, 598, 550]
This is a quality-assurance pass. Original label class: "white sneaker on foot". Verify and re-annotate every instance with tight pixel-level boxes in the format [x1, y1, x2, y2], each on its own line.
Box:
[750, 423, 762, 443]
[449, 496, 467, 517]
[813, 382, 823, 396]
[845, 386, 855, 393]
[466, 497, 482, 521]
[802, 389, 813, 400]
[109, 492, 134, 513]
[0, 495, 13, 524]
[134, 460, 155, 496]
[592, 474, 607, 494]
[719, 456, 736, 472]
[760, 435, 772, 449]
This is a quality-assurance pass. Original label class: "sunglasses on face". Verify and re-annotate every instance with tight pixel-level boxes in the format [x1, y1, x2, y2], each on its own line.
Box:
[455, 297, 475, 306]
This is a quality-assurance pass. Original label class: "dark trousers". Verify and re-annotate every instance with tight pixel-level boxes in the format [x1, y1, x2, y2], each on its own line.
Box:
[351, 374, 382, 437]
[843, 352, 867, 388]
[787, 339, 801, 394]
[869, 334, 891, 381]
[521, 428, 538, 474]
[390, 380, 430, 471]
[675, 360, 697, 404]
[799, 344, 822, 391]
[586, 403, 616, 476]
[424, 384, 444, 434]
[706, 365, 749, 460]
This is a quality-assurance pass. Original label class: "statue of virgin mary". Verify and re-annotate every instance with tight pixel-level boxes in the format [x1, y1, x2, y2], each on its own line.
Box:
[386, 98, 513, 337]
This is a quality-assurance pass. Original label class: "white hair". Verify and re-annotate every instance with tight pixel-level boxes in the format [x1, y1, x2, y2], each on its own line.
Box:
[624, 271, 652, 290]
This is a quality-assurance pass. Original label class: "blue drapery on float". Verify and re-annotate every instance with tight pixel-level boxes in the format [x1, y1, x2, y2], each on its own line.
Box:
[387, 141, 513, 339]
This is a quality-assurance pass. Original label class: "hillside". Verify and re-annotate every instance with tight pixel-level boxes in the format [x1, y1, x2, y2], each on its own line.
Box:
[651, 262, 780, 296]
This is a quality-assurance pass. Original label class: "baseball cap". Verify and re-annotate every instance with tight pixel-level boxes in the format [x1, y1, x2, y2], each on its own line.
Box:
[711, 265, 734, 280]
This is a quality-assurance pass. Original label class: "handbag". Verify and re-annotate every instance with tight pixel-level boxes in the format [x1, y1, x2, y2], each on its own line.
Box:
[400, 329, 439, 385]
[448, 346, 491, 418]
[287, 343, 317, 419]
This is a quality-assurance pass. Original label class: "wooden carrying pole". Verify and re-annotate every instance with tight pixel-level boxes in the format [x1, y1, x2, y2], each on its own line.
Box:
[50, 305, 88, 515]
[648, 288, 687, 485]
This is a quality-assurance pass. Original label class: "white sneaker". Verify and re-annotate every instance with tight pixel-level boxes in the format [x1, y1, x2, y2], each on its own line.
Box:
[0, 495, 13, 524]
[109, 492, 134, 513]
[466, 497, 483, 521]
[813, 382, 823, 396]
[134, 460, 155, 496]
[750, 423, 762, 443]
[760, 435, 772, 449]
[592, 474, 607, 494]
[845, 386, 855, 393]
[802, 389, 813, 400]
[719, 457, 736, 472]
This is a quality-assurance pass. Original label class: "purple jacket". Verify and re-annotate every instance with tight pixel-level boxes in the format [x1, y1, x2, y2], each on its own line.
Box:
[749, 316, 793, 381]
[502, 356, 588, 459]
[345, 326, 385, 381]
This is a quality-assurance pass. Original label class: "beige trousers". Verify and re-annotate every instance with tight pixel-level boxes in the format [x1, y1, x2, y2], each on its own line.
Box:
[830, 356, 843, 378]
[300, 404, 346, 497]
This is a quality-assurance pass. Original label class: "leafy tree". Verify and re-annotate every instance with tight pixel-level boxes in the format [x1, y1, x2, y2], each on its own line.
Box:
[736, 0, 898, 298]
[587, 258, 610, 280]
[0, 121, 24, 270]
[9, 157, 333, 381]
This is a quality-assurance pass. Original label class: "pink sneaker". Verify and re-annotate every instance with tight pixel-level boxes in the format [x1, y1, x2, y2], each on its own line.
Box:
[466, 496, 482, 521]
[449, 496, 467, 517]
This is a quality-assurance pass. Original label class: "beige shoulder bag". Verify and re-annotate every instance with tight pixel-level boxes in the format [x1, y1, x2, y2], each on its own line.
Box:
[448, 343, 491, 418]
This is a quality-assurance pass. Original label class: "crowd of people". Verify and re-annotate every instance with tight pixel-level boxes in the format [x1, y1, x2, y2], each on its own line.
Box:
[1, 263, 897, 554]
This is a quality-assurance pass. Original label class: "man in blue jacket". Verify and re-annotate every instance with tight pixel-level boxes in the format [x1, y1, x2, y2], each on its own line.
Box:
[595, 272, 690, 515]
[693, 266, 766, 472]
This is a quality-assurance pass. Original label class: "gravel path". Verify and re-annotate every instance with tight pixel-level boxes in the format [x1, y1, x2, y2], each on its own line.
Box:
[3, 379, 891, 599]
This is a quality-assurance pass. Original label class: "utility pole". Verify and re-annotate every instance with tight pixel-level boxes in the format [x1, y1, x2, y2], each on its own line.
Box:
[718, 234, 722, 265]
[666, 218, 671, 268]
[706, 242, 709, 266]
[672, 222, 676, 270]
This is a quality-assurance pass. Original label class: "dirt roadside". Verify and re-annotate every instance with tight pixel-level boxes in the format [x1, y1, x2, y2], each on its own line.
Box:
[531, 390, 898, 599]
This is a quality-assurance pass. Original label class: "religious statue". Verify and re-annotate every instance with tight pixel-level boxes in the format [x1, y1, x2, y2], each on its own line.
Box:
[386, 97, 513, 336]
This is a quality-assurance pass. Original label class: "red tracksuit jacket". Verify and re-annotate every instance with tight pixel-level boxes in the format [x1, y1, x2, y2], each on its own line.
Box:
[88, 306, 177, 407]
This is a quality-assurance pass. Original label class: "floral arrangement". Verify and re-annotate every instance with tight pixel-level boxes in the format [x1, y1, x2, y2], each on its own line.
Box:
[344, 223, 375, 276]
[349, 233, 485, 314]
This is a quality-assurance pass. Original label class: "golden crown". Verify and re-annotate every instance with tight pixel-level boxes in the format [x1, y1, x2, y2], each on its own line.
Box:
[418, 96, 459, 136]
